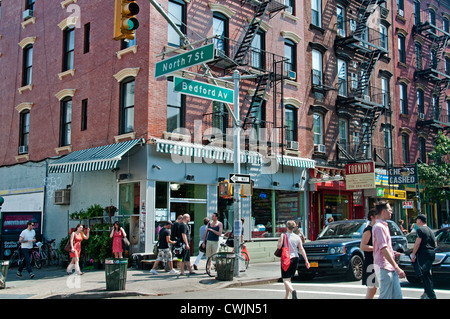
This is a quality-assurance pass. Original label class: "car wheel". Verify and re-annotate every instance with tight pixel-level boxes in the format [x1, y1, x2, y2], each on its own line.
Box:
[347, 255, 363, 281]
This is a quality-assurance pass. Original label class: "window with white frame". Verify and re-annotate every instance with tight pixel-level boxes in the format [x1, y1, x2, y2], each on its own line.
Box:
[313, 113, 323, 145]
[337, 59, 347, 96]
[311, 0, 321, 28]
[399, 82, 407, 114]
[312, 49, 322, 85]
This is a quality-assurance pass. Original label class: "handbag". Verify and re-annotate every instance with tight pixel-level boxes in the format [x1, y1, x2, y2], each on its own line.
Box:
[122, 237, 130, 249]
[280, 234, 291, 272]
[199, 241, 206, 253]
[64, 239, 71, 252]
[274, 233, 284, 257]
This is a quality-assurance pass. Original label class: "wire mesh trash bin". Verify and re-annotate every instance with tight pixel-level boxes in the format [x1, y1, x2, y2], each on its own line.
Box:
[215, 252, 235, 281]
[105, 258, 128, 291]
[0, 260, 9, 289]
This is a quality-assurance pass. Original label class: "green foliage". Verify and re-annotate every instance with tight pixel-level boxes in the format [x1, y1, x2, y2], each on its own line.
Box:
[418, 131, 450, 204]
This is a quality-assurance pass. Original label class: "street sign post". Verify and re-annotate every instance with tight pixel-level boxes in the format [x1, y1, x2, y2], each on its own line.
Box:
[173, 77, 234, 104]
[229, 173, 251, 184]
[155, 43, 215, 78]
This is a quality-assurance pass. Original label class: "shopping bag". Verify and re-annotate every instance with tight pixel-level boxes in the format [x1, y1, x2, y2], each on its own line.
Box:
[280, 234, 291, 272]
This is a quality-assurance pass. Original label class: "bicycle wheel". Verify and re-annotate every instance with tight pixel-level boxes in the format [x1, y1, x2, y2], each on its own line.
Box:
[206, 254, 219, 277]
[32, 252, 42, 269]
[9, 251, 20, 267]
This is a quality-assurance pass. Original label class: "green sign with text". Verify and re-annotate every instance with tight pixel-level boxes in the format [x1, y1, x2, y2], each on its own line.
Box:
[173, 77, 234, 104]
[155, 44, 215, 78]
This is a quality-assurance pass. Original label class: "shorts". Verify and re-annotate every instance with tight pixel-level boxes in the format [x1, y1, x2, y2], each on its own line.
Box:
[206, 240, 219, 258]
[281, 257, 298, 279]
[156, 248, 172, 262]
[181, 248, 191, 262]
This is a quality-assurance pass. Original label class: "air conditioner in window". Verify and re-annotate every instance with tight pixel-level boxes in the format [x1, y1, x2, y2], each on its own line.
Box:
[362, 95, 371, 101]
[54, 189, 71, 205]
[18, 145, 28, 154]
[337, 29, 346, 37]
[418, 112, 425, 120]
[398, 9, 404, 17]
[286, 140, 299, 150]
[285, 70, 296, 80]
[23, 9, 34, 20]
[314, 144, 326, 154]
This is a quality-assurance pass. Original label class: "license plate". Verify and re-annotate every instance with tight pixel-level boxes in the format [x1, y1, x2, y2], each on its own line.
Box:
[310, 262, 318, 267]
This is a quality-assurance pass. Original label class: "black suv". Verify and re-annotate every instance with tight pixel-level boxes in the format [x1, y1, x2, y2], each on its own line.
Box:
[298, 219, 407, 281]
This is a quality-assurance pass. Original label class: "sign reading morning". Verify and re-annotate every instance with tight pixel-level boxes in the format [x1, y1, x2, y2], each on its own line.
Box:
[173, 77, 234, 104]
[345, 161, 375, 190]
[155, 43, 215, 78]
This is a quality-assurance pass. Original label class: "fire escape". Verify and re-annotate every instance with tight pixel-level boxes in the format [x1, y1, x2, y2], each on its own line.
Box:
[205, 0, 288, 154]
[334, 0, 391, 166]
[413, 10, 450, 131]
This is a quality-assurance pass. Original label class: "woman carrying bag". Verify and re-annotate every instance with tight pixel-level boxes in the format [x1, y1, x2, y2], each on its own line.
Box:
[276, 220, 310, 299]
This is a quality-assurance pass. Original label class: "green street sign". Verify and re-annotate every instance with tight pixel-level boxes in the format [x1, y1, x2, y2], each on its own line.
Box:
[155, 44, 215, 78]
[173, 77, 234, 104]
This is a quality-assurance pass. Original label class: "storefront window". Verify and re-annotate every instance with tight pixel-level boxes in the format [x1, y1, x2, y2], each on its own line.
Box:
[251, 189, 303, 239]
[323, 194, 349, 222]
[119, 182, 140, 215]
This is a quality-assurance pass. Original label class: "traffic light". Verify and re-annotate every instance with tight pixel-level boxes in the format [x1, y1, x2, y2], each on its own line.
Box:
[219, 180, 233, 198]
[114, 0, 140, 41]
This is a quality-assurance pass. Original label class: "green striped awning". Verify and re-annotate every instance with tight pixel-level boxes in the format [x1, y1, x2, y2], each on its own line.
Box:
[48, 139, 144, 173]
[277, 155, 315, 168]
[156, 140, 262, 164]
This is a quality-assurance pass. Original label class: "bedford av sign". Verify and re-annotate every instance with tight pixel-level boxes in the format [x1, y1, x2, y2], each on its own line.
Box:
[173, 77, 234, 104]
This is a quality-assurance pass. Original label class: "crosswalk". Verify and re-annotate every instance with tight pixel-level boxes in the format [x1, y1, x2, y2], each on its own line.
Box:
[227, 282, 450, 299]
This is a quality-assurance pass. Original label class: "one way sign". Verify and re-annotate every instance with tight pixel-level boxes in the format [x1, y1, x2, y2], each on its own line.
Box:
[229, 173, 251, 184]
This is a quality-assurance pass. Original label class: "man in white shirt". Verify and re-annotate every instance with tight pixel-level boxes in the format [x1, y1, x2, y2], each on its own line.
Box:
[17, 221, 36, 279]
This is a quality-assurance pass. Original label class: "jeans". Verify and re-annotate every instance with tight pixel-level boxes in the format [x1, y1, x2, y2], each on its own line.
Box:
[414, 250, 436, 299]
[377, 268, 403, 299]
[18, 248, 33, 274]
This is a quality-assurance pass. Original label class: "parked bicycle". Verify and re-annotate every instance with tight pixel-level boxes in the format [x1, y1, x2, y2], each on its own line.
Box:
[41, 238, 58, 266]
[8, 242, 42, 269]
[206, 242, 249, 277]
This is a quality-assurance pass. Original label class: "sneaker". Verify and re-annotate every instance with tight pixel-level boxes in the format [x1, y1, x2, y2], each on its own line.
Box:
[420, 293, 429, 299]
[169, 269, 180, 275]
[29, 273, 35, 279]
[16, 271, 22, 278]
[150, 269, 158, 275]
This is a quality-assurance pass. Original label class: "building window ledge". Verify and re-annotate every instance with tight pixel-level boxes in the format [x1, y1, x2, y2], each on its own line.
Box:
[21, 17, 36, 29]
[282, 11, 298, 24]
[18, 84, 33, 94]
[283, 79, 300, 88]
[114, 132, 136, 143]
[61, 0, 77, 8]
[58, 69, 76, 80]
[15, 154, 30, 162]
[116, 45, 138, 59]
[55, 145, 72, 154]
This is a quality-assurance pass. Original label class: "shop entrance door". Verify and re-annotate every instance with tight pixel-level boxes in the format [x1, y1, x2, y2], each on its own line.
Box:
[170, 201, 206, 255]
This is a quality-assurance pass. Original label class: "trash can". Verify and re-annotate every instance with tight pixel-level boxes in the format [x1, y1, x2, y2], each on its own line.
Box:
[215, 252, 235, 281]
[105, 258, 128, 291]
[0, 260, 10, 289]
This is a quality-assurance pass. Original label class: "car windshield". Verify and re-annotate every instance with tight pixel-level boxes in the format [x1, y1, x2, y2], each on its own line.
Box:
[436, 229, 450, 244]
[317, 221, 365, 239]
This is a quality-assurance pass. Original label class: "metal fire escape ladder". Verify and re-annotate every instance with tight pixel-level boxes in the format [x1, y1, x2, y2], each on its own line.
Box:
[355, 50, 382, 98]
[353, 108, 383, 160]
[242, 72, 273, 128]
[353, 0, 385, 39]
[233, 0, 272, 65]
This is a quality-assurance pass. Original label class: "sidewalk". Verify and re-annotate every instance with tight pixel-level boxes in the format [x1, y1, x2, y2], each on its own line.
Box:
[0, 259, 281, 299]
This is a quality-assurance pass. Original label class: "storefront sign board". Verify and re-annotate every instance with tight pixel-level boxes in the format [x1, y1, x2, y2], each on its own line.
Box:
[403, 201, 414, 209]
[388, 165, 418, 185]
[345, 162, 375, 190]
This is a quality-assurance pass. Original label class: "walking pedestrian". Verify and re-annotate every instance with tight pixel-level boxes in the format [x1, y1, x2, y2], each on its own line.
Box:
[194, 217, 210, 271]
[17, 221, 36, 279]
[67, 224, 90, 275]
[203, 212, 223, 273]
[277, 220, 309, 299]
[179, 214, 195, 275]
[410, 214, 437, 299]
[150, 221, 179, 275]
[170, 215, 183, 243]
[110, 221, 127, 258]
[360, 209, 377, 299]
[372, 201, 405, 299]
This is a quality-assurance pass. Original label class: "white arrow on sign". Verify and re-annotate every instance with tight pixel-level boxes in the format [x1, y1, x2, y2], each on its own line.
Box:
[229, 174, 251, 184]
